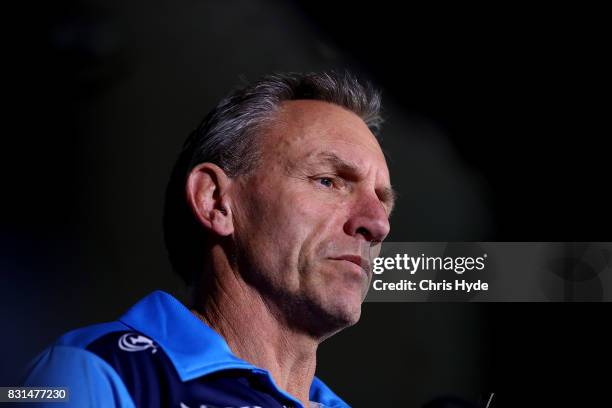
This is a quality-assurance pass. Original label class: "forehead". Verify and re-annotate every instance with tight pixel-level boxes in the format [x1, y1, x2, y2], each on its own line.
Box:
[261, 100, 388, 172]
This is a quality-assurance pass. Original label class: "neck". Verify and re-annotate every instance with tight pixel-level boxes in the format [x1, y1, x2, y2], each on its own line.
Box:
[191, 251, 319, 406]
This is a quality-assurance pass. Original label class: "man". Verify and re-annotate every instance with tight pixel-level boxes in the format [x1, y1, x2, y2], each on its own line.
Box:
[22, 71, 395, 407]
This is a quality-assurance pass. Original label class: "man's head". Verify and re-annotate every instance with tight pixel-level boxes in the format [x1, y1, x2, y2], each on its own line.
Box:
[164, 71, 394, 337]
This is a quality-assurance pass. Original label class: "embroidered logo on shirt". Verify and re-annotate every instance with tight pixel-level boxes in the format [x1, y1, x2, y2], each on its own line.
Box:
[118, 333, 158, 354]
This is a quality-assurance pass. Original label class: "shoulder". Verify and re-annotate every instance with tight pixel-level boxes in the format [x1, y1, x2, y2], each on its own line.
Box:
[22, 322, 141, 408]
[24, 344, 135, 407]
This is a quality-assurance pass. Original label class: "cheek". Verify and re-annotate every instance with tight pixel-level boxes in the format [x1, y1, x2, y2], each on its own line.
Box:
[236, 174, 349, 277]
[297, 211, 349, 278]
[275, 193, 329, 268]
[235, 183, 315, 274]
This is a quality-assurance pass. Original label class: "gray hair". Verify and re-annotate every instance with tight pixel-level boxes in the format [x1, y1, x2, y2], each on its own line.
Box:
[164, 71, 383, 286]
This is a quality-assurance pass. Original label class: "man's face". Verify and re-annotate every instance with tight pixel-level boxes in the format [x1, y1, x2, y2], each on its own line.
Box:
[231, 100, 393, 336]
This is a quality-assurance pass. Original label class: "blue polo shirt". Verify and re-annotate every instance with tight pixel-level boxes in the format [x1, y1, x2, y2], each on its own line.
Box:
[22, 290, 350, 408]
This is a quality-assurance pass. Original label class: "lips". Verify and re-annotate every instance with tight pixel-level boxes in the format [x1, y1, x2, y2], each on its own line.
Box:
[330, 254, 371, 274]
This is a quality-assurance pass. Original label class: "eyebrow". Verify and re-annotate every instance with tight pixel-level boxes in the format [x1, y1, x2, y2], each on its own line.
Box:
[306, 152, 397, 215]
[378, 185, 397, 216]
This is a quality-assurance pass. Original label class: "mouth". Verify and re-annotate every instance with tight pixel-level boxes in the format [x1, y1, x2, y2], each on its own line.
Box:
[330, 255, 371, 275]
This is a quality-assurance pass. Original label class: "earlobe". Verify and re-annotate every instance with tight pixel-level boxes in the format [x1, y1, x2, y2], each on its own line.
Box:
[185, 163, 234, 237]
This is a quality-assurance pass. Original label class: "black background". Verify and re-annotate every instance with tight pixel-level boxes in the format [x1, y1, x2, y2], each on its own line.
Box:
[3, 1, 610, 406]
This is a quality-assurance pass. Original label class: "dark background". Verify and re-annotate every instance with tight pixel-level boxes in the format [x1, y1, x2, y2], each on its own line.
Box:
[2, 1, 610, 406]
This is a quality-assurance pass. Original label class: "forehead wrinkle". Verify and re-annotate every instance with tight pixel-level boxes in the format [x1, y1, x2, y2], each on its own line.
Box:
[303, 150, 395, 212]
[303, 151, 364, 176]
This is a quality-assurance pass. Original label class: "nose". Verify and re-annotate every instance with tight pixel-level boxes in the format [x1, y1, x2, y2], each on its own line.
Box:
[344, 192, 391, 244]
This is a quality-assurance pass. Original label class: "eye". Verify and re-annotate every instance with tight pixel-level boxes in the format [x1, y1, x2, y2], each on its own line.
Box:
[318, 177, 334, 188]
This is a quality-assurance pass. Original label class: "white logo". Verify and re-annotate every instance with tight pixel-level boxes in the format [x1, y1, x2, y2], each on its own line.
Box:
[118, 333, 158, 354]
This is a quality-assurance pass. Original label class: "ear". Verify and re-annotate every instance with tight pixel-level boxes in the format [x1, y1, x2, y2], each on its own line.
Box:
[186, 163, 234, 237]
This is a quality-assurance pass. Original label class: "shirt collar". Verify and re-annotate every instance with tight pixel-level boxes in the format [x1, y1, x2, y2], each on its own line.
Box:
[118, 290, 350, 408]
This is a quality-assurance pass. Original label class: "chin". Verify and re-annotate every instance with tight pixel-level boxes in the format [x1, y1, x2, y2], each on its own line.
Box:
[315, 306, 362, 342]
[337, 299, 363, 326]
[293, 288, 364, 339]
[297, 267, 367, 336]
[336, 282, 367, 318]
[319, 293, 364, 333]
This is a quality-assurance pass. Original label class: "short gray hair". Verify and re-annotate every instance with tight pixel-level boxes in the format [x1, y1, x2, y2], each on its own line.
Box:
[164, 71, 383, 285]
